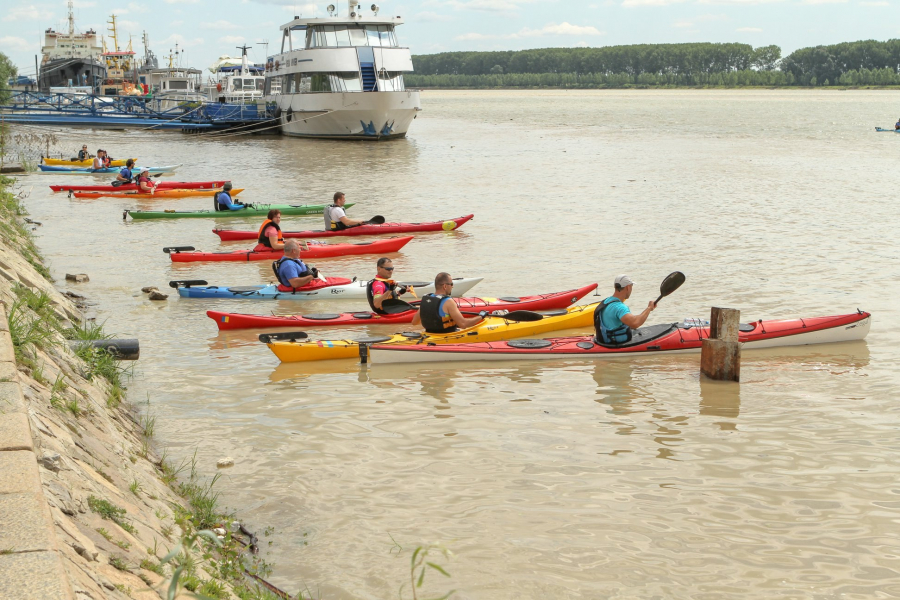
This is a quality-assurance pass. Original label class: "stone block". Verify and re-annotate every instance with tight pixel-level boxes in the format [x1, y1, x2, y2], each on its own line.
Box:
[0, 382, 26, 414]
[0, 451, 41, 494]
[0, 492, 57, 552]
[0, 267, 18, 284]
[64, 274, 89, 283]
[0, 551, 74, 600]
[0, 361, 15, 381]
[0, 304, 7, 331]
[0, 414, 34, 452]
[0, 331, 13, 363]
[700, 338, 741, 382]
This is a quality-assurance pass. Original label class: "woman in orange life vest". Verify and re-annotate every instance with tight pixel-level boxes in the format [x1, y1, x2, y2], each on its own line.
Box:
[253, 209, 310, 253]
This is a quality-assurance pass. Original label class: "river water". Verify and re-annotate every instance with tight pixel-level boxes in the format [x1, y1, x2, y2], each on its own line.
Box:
[18, 89, 900, 599]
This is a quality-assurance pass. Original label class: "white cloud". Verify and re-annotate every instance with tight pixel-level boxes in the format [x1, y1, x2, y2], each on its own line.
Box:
[201, 20, 242, 30]
[801, 0, 847, 3]
[3, 6, 43, 21]
[127, 2, 149, 12]
[736, 26, 763, 31]
[72, 1, 97, 7]
[0, 36, 31, 51]
[455, 22, 603, 39]
[117, 19, 141, 31]
[112, 8, 129, 14]
[220, 35, 246, 44]
[673, 19, 694, 26]
[445, 0, 538, 12]
[672, 13, 727, 26]
[574, 40, 589, 47]
[157, 34, 206, 48]
[164, 0, 200, 4]
[859, 0, 888, 4]
[282, 3, 319, 13]
[697, 0, 784, 4]
[413, 11, 454, 21]
[170, 20, 184, 26]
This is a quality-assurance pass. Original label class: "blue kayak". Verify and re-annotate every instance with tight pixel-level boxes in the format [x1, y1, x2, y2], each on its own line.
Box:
[875, 127, 900, 133]
[38, 164, 182, 174]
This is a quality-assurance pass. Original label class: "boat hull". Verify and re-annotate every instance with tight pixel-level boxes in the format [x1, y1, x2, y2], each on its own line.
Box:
[75, 187, 241, 199]
[213, 214, 474, 241]
[206, 283, 597, 330]
[168, 236, 413, 262]
[50, 181, 228, 192]
[44, 157, 135, 167]
[276, 90, 420, 140]
[38, 164, 181, 174]
[368, 312, 872, 364]
[127, 202, 352, 220]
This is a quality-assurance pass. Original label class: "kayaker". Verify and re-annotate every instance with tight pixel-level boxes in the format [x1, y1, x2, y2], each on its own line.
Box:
[273, 240, 319, 291]
[214, 182, 246, 212]
[254, 209, 309, 253]
[77, 145, 90, 160]
[135, 167, 156, 193]
[91, 150, 105, 171]
[366, 258, 411, 314]
[324, 192, 364, 231]
[116, 159, 135, 183]
[594, 275, 656, 345]
[895, 118, 900, 130]
[411, 272, 483, 333]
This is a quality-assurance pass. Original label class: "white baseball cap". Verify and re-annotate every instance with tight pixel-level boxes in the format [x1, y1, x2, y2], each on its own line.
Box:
[614, 275, 635, 288]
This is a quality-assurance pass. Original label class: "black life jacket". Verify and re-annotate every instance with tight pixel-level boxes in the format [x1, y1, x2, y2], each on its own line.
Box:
[419, 293, 456, 334]
[273, 257, 309, 291]
[214, 191, 231, 211]
[593, 297, 632, 345]
[257, 219, 283, 248]
[366, 278, 398, 315]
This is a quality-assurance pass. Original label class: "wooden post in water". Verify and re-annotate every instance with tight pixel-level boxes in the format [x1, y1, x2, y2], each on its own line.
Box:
[700, 307, 741, 382]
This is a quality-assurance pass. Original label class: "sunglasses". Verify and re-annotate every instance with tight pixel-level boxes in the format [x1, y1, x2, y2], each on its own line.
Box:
[383, 266, 394, 271]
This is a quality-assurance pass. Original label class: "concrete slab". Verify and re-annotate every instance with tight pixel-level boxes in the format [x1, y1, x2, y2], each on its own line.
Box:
[0, 361, 16, 381]
[0, 304, 7, 331]
[0, 451, 40, 493]
[0, 551, 74, 600]
[0, 415, 34, 452]
[0, 492, 57, 552]
[0, 331, 13, 363]
[0, 382, 26, 414]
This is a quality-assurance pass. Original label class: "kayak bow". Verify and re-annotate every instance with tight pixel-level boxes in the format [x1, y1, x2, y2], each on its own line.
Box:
[213, 214, 475, 240]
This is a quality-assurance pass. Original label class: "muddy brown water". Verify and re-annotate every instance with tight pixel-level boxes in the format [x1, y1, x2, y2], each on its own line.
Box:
[18, 89, 900, 599]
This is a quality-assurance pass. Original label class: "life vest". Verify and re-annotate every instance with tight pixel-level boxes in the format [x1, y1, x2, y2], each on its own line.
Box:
[419, 293, 456, 334]
[136, 175, 153, 192]
[594, 297, 632, 345]
[366, 277, 397, 314]
[273, 257, 310, 292]
[78, 150, 88, 160]
[214, 191, 231, 211]
[257, 219, 283, 248]
[324, 204, 348, 231]
[119, 167, 132, 181]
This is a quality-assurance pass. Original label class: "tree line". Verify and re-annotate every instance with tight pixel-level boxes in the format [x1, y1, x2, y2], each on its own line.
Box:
[407, 40, 900, 88]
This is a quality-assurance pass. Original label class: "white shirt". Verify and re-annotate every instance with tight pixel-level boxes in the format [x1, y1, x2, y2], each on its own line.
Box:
[325, 205, 346, 229]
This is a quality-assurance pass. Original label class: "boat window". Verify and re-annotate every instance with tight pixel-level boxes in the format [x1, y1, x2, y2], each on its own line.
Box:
[333, 25, 351, 47]
[323, 26, 338, 48]
[282, 28, 290, 53]
[309, 73, 331, 92]
[306, 28, 317, 48]
[168, 80, 189, 90]
[377, 71, 405, 91]
[330, 72, 362, 92]
[377, 26, 395, 47]
[365, 25, 381, 47]
[242, 78, 257, 89]
[348, 26, 367, 46]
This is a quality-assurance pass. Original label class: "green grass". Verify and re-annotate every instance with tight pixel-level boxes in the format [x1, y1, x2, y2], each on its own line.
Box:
[129, 479, 142, 495]
[139, 557, 165, 576]
[7, 287, 61, 361]
[109, 556, 129, 572]
[95, 527, 113, 542]
[87, 496, 137, 536]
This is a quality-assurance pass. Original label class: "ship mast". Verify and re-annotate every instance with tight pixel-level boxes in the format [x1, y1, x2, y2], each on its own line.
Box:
[67, 0, 75, 36]
[237, 44, 251, 76]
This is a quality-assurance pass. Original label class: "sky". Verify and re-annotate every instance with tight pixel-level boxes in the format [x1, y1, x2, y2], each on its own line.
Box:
[1, 0, 897, 78]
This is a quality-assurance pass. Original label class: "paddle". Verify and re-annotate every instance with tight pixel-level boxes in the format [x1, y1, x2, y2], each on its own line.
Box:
[655, 271, 686, 305]
[168, 280, 208, 288]
[350, 215, 385, 228]
[259, 331, 308, 344]
[163, 246, 195, 253]
[461, 310, 545, 323]
[112, 173, 161, 187]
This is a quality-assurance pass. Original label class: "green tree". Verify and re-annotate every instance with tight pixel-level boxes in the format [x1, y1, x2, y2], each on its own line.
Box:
[0, 52, 18, 104]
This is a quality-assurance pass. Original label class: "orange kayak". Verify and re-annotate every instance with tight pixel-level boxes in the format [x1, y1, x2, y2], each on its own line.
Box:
[72, 188, 244, 199]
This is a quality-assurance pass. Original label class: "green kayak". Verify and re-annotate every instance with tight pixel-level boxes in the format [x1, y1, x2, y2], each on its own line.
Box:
[125, 203, 354, 220]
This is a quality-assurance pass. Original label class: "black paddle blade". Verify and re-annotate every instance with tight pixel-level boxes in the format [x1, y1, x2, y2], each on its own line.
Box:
[463, 310, 544, 322]
[367, 215, 386, 225]
[656, 271, 686, 304]
[381, 299, 416, 314]
[259, 331, 308, 344]
[163, 246, 195, 253]
[168, 280, 208, 288]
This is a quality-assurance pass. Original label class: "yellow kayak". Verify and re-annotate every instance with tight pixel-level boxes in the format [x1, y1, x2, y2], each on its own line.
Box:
[44, 157, 137, 167]
[262, 303, 598, 362]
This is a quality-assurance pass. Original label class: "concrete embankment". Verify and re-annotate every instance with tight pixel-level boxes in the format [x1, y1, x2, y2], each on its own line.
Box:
[0, 177, 265, 600]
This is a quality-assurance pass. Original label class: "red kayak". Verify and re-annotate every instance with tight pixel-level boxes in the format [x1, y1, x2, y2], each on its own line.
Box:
[367, 312, 872, 364]
[50, 181, 228, 192]
[206, 283, 598, 330]
[213, 214, 474, 241]
[166, 236, 414, 263]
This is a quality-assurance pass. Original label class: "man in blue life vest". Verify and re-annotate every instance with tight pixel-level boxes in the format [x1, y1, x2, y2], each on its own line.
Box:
[411, 272, 484, 334]
[895, 118, 900, 130]
[594, 275, 656, 345]
[215, 182, 245, 211]
[273, 240, 318, 291]
[116, 158, 135, 183]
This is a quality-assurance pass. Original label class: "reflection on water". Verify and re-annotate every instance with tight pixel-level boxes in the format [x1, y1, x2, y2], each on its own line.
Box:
[20, 90, 900, 599]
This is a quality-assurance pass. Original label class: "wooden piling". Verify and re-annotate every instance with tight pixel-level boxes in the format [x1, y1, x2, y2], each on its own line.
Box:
[700, 307, 741, 382]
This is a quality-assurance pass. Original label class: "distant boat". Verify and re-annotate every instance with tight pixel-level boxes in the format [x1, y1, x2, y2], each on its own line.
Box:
[875, 127, 900, 133]
[38, 0, 106, 93]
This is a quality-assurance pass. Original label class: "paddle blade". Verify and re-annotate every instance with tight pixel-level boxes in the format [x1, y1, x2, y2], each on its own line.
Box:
[367, 215, 386, 225]
[655, 271, 686, 304]
[163, 246, 195, 253]
[259, 331, 308, 344]
[381, 299, 416, 314]
[168, 280, 208, 288]
[464, 310, 545, 322]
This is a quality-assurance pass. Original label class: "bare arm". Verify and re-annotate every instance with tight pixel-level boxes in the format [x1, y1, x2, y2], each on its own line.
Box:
[620, 301, 656, 329]
[286, 274, 314, 288]
[445, 300, 483, 330]
[339, 215, 364, 227]
[267, 233, 284, 251]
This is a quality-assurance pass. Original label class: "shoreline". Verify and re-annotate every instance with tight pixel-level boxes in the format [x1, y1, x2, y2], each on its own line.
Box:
[0, 175, 289, 600]
[408, 85, 900, 91]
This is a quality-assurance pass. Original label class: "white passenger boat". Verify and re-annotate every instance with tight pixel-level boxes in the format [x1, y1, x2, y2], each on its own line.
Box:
[266, 1, 421, 140]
